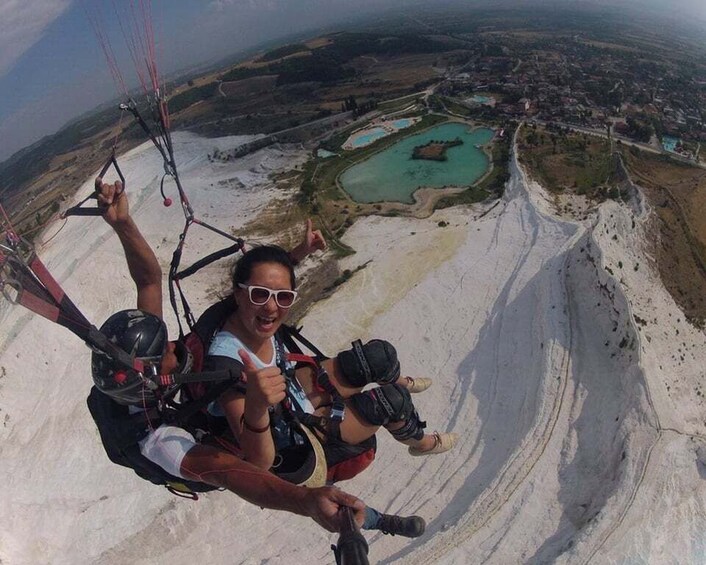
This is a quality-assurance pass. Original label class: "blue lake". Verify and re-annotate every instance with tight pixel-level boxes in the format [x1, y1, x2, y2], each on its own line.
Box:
[340, 122, 495, 204]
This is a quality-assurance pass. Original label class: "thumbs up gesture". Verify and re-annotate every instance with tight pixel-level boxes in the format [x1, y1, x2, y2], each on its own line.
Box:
[239, 349, 287, 409]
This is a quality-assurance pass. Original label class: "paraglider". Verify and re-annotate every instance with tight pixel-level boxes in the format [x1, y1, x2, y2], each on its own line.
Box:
[1, 2, 458, 561]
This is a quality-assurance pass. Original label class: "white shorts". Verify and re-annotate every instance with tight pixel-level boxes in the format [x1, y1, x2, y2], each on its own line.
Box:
[138, 424, 198, 479]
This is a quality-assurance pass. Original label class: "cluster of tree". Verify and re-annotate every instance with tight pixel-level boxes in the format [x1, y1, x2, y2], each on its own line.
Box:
[625, 115, 654, 142]
[479, 43, 505, 57]
[275, 52, 355, 85]
[354, 100, 377, 117]
[297, 164, 317, 210]
[412, 137, 463, 161]
[340, 96, 378, 117]
[341, 96, 358, 112]
[524, 129, 543, 147]
[219, 32, 449, 89]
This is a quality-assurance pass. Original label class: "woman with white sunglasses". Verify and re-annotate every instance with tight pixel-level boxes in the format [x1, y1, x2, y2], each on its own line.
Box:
[205, 241, 458, 501]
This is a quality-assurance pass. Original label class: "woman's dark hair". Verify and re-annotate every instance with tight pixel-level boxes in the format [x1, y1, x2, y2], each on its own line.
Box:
[232, 245, 296, 290]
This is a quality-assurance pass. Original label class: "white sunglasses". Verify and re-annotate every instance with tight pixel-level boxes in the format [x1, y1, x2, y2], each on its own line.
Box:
[237, 283, 298, 308]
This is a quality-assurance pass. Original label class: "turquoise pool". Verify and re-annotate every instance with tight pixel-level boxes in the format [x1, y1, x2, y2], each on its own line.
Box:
[662, 135, 679, 152]
[340, 123, 495, 204]
[350, 127, 388, 148]
[392, 118, 414, 128]
[469, 94, 493, 105]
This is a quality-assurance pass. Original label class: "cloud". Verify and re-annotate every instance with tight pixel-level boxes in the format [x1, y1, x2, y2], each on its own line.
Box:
[0, 0, 73, 78]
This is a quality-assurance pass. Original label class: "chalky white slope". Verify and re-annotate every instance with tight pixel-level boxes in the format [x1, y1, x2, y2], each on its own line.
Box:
[1, 129, 704, 564]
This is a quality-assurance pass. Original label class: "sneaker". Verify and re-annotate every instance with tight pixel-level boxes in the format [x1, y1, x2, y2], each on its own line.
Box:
[408, 432, 458, 456]
[377, 514, 426, 538]
[405, 376, 432, 393]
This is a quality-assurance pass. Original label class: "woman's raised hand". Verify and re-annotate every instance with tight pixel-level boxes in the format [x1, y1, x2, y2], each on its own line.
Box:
[302, 218, 326, 254]
[289, 219, 327, 264]
[239, 349, 287, 408]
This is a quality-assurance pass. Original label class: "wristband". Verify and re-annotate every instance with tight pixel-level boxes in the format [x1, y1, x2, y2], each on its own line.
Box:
[241, 414, 270, 433]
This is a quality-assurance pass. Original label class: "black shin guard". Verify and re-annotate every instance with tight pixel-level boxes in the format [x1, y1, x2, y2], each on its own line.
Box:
[349, 384, 426, 441]
[337, 339, 400, 387]
[387, 410, 426, 441]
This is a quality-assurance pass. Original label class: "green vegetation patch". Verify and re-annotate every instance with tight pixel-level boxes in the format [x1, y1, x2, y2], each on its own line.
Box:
[168, 82, 219, 114]
[412, 138, 463, 161]
[219, 32, 449, 88]
[518, 124, 618, 199]
[275, 52, 355, 85]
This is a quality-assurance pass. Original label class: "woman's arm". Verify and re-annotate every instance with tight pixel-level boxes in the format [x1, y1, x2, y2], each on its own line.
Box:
[208, 349, 285, 469]
[219, 388, 277, 470]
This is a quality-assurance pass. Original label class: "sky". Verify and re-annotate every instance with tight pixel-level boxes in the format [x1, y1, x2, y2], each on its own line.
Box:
[0, 0, 704, 163]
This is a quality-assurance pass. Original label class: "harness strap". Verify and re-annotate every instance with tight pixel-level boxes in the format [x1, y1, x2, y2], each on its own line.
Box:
[176, 241, 244, 280]
[286, 352, 318, 369]
[168, 231, 191, 337]
[157, 367, 241, 387]
[273, 336, 311, 432]
[279, 324, 327, 360]
[1, 239, 140, 373]
[165, 379, 235, 427]
[278, 341, 346, 431]
[61, 152, 125, 218]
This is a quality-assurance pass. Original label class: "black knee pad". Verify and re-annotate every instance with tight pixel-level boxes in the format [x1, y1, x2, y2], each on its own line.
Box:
[387, 410, 426, 442]
[337, 339, 400, 387]
[349, 384, 426, 441]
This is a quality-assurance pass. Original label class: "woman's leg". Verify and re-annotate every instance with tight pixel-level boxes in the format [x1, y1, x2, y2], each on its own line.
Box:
[312, 402, 379, 445]
[296, 358, 425, 401]
[295, 356, 450, 454]
[386, 422, 437, 452]
[342, 383, 451, 452]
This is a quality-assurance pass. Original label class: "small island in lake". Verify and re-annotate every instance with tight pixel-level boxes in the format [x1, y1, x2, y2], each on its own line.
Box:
[411, 137, 464, 161]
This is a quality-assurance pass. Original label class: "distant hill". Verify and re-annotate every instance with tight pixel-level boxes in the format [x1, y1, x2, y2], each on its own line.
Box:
[0, 31, 450, 226]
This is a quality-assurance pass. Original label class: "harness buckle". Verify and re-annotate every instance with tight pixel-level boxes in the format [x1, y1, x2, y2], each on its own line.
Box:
[330, 400, 346, 422]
